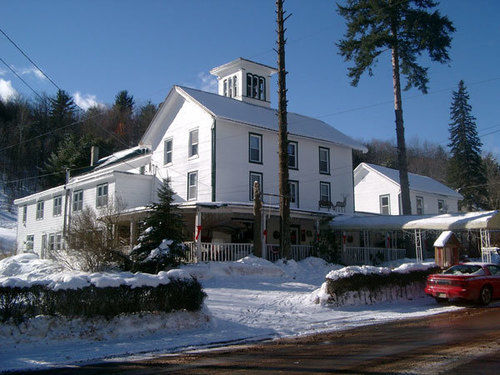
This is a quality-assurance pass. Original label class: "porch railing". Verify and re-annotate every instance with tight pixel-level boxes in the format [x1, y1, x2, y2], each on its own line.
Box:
[184, 242, 254, 262]
[341, 246, 407, 266]
[481, 247, 499, 263]
[184, 242, 314, 263]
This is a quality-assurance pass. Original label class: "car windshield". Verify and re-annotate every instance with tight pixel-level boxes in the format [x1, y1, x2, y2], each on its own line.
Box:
[443, 265, 485, 275]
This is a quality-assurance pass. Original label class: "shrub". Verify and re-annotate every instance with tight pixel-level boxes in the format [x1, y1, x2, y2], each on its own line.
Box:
[0, 278, 205, 323]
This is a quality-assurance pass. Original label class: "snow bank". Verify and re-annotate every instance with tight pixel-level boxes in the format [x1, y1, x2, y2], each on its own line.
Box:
[0, 253, 194, 290]
[326, 261, 436, 281]
[0, 199, 17, 257]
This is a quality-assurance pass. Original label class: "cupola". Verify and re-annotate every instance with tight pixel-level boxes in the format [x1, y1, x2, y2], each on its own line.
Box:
[210, 58, 277, 108]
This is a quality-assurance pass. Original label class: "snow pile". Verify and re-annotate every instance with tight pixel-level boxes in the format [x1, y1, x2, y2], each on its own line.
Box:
[181, 254, 286, 280]
[0, 253, 193, 290]
[326, 261, 436, 281]
[0, 192, 17, 257]
[144, 239, 173, 262]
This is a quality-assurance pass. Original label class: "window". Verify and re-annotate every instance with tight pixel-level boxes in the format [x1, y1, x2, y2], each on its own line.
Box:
[187, 171, 198, 200]
[320, 182, 331, 203]
[437, 199, 446, 214]
[73, 190, 83, 212]
[228, 77, 233, 97]
[249, 172, 263, 201]
[416, 196, 424, 215]
[288, 141, 298, 169]
[233, 75, 237, 97]
[246, 73, 266, 100]
[96, 183, 108, 207]
[379, 194, 390, 215]
[139, 165, 145, 175]
[22, 205, 27, 224]
[319, 147, 330, 174]
[249, 133, 262, 163]
[289, 180, 299, 208]
[189, 129, 198, 158]
[36, 201, 44, 220]
[26, 235, 34, 252]
[48, 234, 62, 251]
[164, 138, 173, 164]
[53, 196, 62, 216]
[41, 234, 47, 258]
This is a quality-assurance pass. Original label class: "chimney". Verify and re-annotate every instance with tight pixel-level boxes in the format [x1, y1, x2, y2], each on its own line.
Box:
[90, 146, 99, 166]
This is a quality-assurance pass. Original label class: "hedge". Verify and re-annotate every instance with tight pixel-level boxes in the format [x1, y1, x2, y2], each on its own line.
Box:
[0, 278, 205, 323]
[324, 267, 439, 305]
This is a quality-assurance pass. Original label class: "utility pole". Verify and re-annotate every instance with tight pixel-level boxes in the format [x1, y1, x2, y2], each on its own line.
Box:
[276, 0, 291, 259]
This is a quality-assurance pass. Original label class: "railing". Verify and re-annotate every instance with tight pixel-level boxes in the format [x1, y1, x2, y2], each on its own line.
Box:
[184, 242, 315, 263]
[481, 247, 499, 263]
[184, 242, 253, 262]
[341, 247, 407, 266]
[266, 244, 314, 262]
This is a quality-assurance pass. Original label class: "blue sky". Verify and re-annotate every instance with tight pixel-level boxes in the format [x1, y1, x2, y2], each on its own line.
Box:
[1, 0, 499, 157]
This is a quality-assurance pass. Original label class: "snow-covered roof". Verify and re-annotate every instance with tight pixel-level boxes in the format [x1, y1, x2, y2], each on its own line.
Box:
[176, 86, 367, 152]
[356, 163, 462, 198]
[93, 146, 150, 170]
[330, 210, 500, 231]
[433, 231, 454, 247]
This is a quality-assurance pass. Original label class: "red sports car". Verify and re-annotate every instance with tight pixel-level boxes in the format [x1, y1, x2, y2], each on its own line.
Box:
[425, 263, 500, 305]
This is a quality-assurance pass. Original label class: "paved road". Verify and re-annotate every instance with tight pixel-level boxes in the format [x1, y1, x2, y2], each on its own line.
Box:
[24, 306, 500, 374]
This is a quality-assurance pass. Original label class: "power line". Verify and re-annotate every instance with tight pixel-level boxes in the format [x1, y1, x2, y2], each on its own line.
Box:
[0, 27, 62, 91]
[0, 56, 44, 100]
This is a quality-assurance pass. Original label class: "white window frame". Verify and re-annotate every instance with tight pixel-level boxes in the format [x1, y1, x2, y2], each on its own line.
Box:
[379, 194, 391, 215]
[26, 235, 34, 252]
[249, 133, 262, 164]
[416, 196, 424, 215]
[164, 138, 173, 165]
[437, 199, 446, 214]
[289, 180, 299, 208]
[73, 190, 83, 212]
[187, 171, 198, 201]
[320, 181, 331, 203]
[36, 200, 44, 220]
[249, 172, 263, 201]
[233, 75, 237, 97]
[288, 141, 298, 169]
[96, 183, 108, 208]
[319, 147, 330, 174]
[22, 205, 27, 224]
[53, 195, 62, 216]
[189, 129, 199, 158]
[246, 73, 266, 100]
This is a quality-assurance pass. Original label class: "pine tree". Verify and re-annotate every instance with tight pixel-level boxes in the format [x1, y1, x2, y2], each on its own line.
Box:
[112, 90, 135, 145]
[447, 80, 487, 210]
[130, 179, 186, 272]
[337, 0, 455, 214]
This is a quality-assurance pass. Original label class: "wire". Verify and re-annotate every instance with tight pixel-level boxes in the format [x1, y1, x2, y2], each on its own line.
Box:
[0, 27, 62, 91]
[0, 56, 44, 100]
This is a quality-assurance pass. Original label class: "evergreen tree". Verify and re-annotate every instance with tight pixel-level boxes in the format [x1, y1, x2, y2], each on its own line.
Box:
[337, 0, 454, 214]
[112, 90, 135, 145]
[130, 179, 186, 272]
[447, 80, 487, 210]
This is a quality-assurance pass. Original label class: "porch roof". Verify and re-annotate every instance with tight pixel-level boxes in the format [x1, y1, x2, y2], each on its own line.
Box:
[330, 210, 500, 231]
[178, 201, 335, 220]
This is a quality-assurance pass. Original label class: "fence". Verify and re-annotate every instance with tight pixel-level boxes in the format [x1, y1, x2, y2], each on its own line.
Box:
[185, 242, 314, 263]
[341, 246, 407, 266]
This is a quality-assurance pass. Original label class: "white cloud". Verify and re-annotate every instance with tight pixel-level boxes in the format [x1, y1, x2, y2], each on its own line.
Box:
[19, 67, 46, 80]
[0, 79, 18, 102]
[197, 72, 218, 93]
[0, 69, 6, 76]
[73, 92, 105, 111]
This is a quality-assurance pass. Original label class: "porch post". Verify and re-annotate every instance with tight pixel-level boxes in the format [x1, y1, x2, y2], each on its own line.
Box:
[129, 220, 136, 251]
[195, 207, 202, 261]
[262, 213, 267, 260]
[415, 229, 423, 263]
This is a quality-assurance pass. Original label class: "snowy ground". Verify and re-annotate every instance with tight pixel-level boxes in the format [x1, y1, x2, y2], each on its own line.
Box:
[0, 254, 467, 373]
[0, 190, 16, 257]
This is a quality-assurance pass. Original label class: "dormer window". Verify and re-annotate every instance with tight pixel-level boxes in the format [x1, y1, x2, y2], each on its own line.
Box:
[246, 73, 265, 101]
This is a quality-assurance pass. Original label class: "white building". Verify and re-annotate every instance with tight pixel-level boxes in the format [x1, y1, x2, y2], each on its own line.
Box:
[15, 58, 366, 260]
[354, 162, 463, 216]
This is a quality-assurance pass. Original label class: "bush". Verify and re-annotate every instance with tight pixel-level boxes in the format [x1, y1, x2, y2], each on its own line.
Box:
[0, 278, 205, 323]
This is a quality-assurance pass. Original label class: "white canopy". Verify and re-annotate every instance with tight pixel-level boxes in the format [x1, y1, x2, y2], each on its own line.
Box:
[330, 210, 500, 231]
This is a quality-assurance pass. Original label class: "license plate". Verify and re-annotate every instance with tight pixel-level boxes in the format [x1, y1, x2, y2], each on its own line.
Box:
[438, 293, 447, 298]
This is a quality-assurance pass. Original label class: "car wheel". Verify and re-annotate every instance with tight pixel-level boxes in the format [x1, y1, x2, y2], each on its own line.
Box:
[434, 297, 447, 304]
[479, 286, 492, 306]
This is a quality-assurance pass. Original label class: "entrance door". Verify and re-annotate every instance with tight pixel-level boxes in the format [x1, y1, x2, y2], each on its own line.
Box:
[290, 226, 300, 245]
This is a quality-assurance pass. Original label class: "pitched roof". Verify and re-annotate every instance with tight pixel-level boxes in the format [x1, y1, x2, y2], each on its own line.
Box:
[176, 86, 367, 152]
[357, 163, 463, 198]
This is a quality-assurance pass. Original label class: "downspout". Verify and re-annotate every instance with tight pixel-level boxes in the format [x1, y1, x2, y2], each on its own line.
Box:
[211, 118, 216, 202]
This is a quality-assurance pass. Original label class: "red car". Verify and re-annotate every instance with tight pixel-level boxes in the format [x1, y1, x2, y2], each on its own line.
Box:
[425, 263, 500, 305]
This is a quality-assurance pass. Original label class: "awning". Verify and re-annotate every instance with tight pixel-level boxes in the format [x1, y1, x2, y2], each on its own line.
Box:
[330, 210, 500, 231]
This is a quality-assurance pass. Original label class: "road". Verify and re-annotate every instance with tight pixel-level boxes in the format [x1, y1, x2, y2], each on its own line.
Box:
[23, 305, 500, 375]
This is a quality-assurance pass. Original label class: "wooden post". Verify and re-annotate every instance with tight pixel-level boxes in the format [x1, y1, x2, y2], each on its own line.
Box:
[276, 0, 291, 259]
[253, 181, 263, 257]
